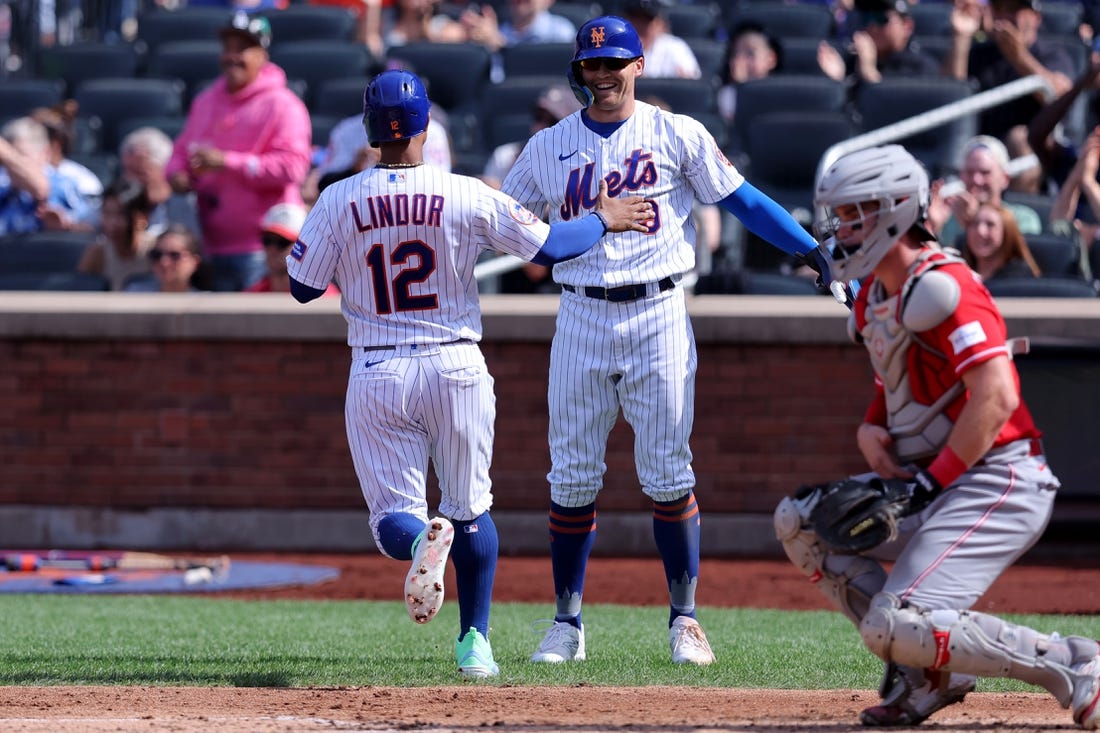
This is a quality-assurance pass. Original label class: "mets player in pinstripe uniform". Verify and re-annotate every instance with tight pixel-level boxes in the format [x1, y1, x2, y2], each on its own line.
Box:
[774, 145, 1099, 728]
[500, 15, 836, 665]
[287, 69, 653, 678]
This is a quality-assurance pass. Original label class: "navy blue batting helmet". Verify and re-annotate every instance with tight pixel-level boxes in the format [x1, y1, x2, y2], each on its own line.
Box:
[362, 70, 430, 148]
[572, 15, 643, 63]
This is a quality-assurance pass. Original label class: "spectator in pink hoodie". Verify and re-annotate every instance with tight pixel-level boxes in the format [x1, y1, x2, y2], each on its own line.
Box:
[166, 11, 312, 291]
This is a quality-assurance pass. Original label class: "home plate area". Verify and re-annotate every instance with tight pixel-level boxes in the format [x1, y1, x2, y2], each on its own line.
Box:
[0, 550, 339, 593]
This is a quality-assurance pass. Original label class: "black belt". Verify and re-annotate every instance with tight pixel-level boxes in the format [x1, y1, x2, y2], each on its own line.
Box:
[561, 276, 677, 303]
[362, 338, 474, 353]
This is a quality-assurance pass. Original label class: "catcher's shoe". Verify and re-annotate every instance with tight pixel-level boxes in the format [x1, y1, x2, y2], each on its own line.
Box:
[404, 517, 454, 624]
[670, 616, 716, 665]
[1072, 655, 1100, 729]
[531, 620, 586, 662]
[455, 627, 499, 679]
[860, 666, 975, 726]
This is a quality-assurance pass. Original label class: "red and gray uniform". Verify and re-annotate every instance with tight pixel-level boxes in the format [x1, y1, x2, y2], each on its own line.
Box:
[851, 248, 1059, 610]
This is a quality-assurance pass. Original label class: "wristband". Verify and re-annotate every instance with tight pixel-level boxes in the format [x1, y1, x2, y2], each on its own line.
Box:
[592, 210, 609, 235]
[926, 445, 968, 489]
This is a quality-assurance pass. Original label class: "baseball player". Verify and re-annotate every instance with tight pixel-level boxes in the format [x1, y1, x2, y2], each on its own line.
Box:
[773, 144, 1100, 728]
[287, 69, 653, 678]
[500, 15, 835, 666]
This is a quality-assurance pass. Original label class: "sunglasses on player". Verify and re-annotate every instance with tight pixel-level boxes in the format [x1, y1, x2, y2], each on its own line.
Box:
[578, 57, 636, 72]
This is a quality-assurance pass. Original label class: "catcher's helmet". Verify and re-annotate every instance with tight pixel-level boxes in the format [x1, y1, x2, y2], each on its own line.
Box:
[568, 16, 643, 107]
[813, 145, 933, 282]
[362, 70, 430, 148]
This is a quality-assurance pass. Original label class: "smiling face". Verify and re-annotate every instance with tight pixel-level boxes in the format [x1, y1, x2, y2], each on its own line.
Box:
[579, 55, 643, 122]
[220, 34, 267, 93]
[149, 231, 201, 292]
[966, 203, 1006, 263]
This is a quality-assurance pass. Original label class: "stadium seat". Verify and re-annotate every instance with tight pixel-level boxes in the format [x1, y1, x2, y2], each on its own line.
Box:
[0, 79, 66, 120]
[114, 116, 187, 147]
[487, 113, 534, 150]
[134, 7, 233, 54]
[386, 42, 493, 112]
[261, 5, 358, 43]
[145, 40, 224, 106]
[500, 42, 575, 79]
[1039, 1, 1083, 35]
[310, 114, 344, 152]
[482, 75, 564, 117]
[68, 152, 119, 188]
[779, 38, 842, 76]
[1024, 232, 1086, 279]
[269, 40, 372, 109]
[1002, 190, 1058, 233]
[907, 2, 953, 36]
[635, 77, 718, 116]
[985, 276, 1098, 298]
[723, 1, 835, 40]
[854, 76, 977, 179]
[742, 109, 855, 216]
[0, 272, 111, 292]
[665, 3, 722, 40]
[311, 77, 373, 119]
[729, 74, 847, 154]
[547, 1, 602, 29]
[689, 38, 726, 82]
[0, 231, 95, 274]
[73, 78, 185, 152]
[36, 42, 141, 98]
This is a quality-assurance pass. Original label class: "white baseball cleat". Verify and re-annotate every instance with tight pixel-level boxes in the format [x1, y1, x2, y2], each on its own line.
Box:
[531, 620, 586, 662]
[1072, 655, 1100, 729]
[669, 616, 716, 665]
[404, 517, 454, 624]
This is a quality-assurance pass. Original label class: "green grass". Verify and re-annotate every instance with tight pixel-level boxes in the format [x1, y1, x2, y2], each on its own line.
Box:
[1, 596, 1097, 690]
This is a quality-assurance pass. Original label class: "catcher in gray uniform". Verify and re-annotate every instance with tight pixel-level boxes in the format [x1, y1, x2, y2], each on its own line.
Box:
[773, 144, 1100, 729]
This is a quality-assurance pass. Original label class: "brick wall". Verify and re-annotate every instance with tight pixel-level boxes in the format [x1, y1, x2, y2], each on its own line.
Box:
[0, 336, 871, 514]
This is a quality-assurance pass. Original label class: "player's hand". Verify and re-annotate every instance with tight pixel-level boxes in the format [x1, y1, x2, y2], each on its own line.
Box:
[856, 423, 906, 479]
[593, 180, 654, 233]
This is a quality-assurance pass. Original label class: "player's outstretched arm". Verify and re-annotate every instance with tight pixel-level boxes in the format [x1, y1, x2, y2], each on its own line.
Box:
[531, 181, 652, 265]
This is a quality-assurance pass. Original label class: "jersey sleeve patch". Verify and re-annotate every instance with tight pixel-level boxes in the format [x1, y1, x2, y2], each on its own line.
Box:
[510, 202, 541, 226]
[948, 320, 987, 354]
[290, 240, 307, 261]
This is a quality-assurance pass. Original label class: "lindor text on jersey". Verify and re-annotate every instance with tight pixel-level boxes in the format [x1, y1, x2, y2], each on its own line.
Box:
[350, 193, 445, 232]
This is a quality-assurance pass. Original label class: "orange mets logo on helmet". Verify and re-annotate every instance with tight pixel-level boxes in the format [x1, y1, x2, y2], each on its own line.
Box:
[590, 26, 606, 46]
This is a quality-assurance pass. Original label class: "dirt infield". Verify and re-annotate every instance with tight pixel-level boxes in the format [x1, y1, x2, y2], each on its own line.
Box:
[4, 554, 1098, 732]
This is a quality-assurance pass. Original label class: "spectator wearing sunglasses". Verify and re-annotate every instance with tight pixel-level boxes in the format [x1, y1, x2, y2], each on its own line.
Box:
[818, 0, 941, 89]
[246, 203, 339, 295]
[125, 224, 214, 293]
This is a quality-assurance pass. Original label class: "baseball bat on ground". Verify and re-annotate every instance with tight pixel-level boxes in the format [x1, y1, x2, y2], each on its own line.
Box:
[3, 552, 230, 574]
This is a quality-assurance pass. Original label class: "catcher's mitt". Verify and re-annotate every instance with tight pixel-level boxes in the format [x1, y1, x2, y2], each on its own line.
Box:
[809, 477, 911, 553]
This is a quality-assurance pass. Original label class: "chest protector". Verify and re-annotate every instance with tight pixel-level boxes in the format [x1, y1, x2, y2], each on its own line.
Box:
[850, 250, 966, 462]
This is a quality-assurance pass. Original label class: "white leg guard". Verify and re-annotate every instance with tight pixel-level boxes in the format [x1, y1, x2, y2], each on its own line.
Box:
[774, 488, 887, 626]
[860, 591, 1091, 707]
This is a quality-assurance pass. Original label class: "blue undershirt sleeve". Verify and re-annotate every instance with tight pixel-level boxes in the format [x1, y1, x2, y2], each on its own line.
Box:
[530, 214, 605, 266]
[719, 181, 818, 257]
[290, 277, 327, 303]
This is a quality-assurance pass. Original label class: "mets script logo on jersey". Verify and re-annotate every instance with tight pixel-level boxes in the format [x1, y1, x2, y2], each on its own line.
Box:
[510, 202, 540, 226]
[559, 152, 656, 221]
[589, 26, 606, 47]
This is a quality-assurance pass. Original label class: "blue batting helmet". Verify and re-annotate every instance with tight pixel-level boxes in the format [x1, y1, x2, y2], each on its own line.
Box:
[572, 15, 643, 63]
[362, 70, 430, 147]
[569, 16, 643, 107]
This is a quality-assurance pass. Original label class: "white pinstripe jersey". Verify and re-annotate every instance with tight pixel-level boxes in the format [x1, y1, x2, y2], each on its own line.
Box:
[287, 165, 550, 347]
[501, 100, 745, 288]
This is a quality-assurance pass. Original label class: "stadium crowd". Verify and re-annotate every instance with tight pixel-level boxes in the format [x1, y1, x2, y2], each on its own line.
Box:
[1, 0, 1099, 295]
